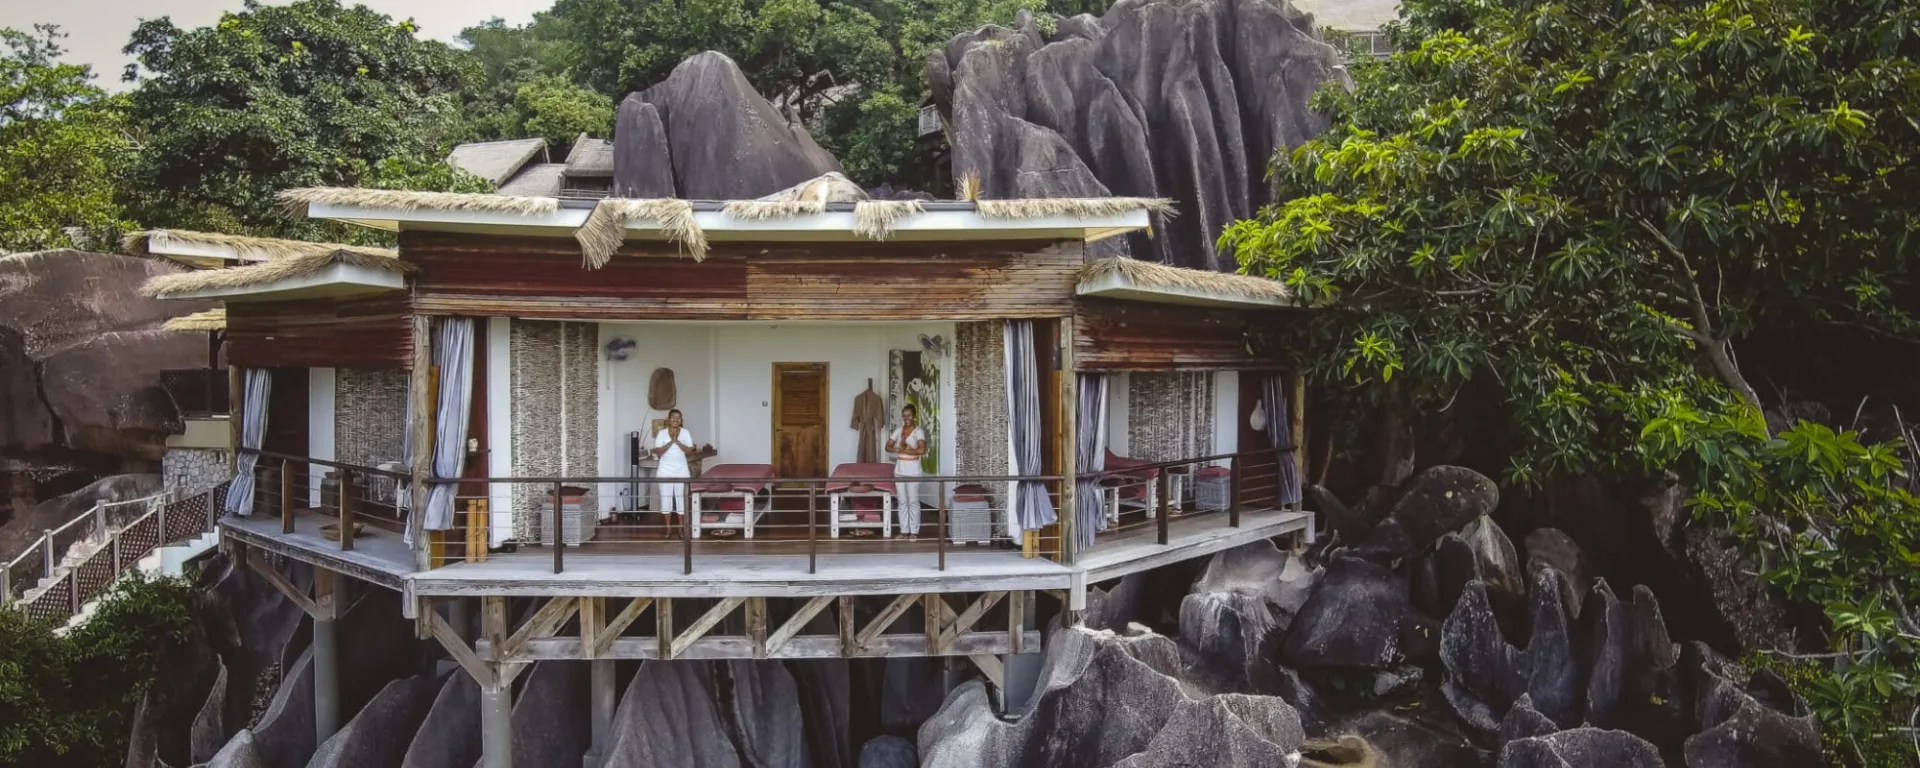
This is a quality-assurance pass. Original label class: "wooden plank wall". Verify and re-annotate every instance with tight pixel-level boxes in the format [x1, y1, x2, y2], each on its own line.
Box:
[1072, 298, 1282, 372]
[400, 232, 1083, 320]
[227, 295, 413, 369]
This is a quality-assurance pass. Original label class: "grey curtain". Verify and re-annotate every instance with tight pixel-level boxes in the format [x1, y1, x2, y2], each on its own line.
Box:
[1004, 320, 1057, 532]
[1263, 373, 1302, 506]
[424, 318, 475, 531]
[224, 369, 271, 515]
[1074, 373, 1108, 552]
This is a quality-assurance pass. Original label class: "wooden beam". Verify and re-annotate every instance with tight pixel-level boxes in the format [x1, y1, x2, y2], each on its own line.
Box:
[505, 597, 578, 657]
[766, 596, 834, 657]
[1058, 317, 1077, 565]
[837, 596, 855, 657]
[312, 568, 339, 621]
[597, 598, 653, 658]
[407, 314, 433, 571]
[857, 594, 921, 653]
[1008, 590, 1025, 654]
[670, 597, 745, 660]
[1290, 371, 1306, 510]
[969, 654, 1006, 689]
[492, 629, 1042, 661]
[578, 597, 603, 659]
[939, 591, 1006, 650]
[655, 598, 674, 660]
[746, 598, 768, 658]
[247, 556, 319, 619]
[428, 609, 493, 688]
[482, 596, 509, 662]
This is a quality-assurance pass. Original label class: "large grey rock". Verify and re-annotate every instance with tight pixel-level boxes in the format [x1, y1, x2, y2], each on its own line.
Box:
[399, 672, 481, 768]
[856, 735, 916, 768]
[1682, 643, 1822, 767]
[789, 660, 853, 768]
[4, 474, 162, 560]
[919, 627, 1305, 768]
[244, 646, 316, 768]
[1179, 539, 1320, 689]
[308, 675, 440, 768]
[615, 52, 843, 199]
[1524, 528, 1591, 619]
[188, 660, 230, 764]
[0, 250, 211, 461]
[931, 0, 1341, 270]
[1439, 571, 1580, 735]
[1326, 711, 1484, 768]
[602, 660, 811, 768]
[611, 97, 676, 198]
[1386, 466, 1501, 555]
[1499, 695, 1561, 742]
[335, 589, 422, 720]
[1498, 727, 1666, 768]
[203, 729, 266, 768]
[1461, 516, 1525, 602]
[508, 662, 593, 768]
[880, 657, 946, 733]
[1281, 555, 1438, 669]
[1581, 581, 1682, 738]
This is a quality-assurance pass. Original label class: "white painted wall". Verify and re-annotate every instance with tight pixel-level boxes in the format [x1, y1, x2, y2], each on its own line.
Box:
[1106, 373, 1130, 456]
[308, 367, 336, 507]
[1213, 370, 1239, 466]
[592, 322, 955, 479]
[486, 317, 513, 546]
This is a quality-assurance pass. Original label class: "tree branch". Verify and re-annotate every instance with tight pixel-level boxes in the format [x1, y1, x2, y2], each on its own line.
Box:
[1636, 218, 1764, 411]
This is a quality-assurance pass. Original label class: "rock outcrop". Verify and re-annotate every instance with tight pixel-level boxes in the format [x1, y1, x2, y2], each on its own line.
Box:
[613, 52, 844, 200]
[931, 0, 1343, 269]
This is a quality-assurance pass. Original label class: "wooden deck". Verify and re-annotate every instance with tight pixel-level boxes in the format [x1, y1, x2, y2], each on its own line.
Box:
[221, 507, 1314, 604]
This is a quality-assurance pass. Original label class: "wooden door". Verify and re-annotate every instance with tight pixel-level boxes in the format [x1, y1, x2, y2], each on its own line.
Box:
[772, 363, 829, 479]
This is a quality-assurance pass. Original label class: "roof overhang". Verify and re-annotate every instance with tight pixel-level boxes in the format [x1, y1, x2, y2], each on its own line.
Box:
[307, 200, 1151, 243]
[1076, 270, 1295, 310]
[157, 262, 405, 302]
[138, 231, 268, 268]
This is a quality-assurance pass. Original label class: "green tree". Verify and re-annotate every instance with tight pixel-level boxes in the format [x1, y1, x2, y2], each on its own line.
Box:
[0, 26, 131, 253]
[514, 75, 615, 147]
[1221, 0, 1919, 761]
[119, 0, 486, 238]
[0, 576, 199, 767]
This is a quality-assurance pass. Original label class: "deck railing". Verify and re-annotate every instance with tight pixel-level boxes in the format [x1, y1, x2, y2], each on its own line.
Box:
[238, 447, 1294, 576]
[3, 484, 225, 623]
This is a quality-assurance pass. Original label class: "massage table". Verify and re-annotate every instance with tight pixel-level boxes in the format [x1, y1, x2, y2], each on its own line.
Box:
[1100, 449, 1162, 527]
[827, 463, 897, 538]
[691, 464, 775, 538]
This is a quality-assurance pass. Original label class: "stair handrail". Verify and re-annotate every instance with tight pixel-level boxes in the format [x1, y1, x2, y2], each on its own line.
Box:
[2, 487, 211, 611]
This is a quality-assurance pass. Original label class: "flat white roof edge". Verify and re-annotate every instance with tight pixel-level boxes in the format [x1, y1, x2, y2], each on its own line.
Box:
[161, 262, 405, 301]
[1075, 271, 1295, 309]
[307, 202, 1151, 240]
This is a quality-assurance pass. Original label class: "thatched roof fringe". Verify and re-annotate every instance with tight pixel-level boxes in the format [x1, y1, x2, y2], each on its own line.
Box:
[852, 200, 926, 241]
[722, 199, 828, 220]
[1080, 257, 1292, 304]
[976, 197, 1177, 219]
[162, 308, 227, 332]
[122, 229, 396, 264]
[574, 199, 707, 268]
[141, 250, 417, 298]
[277, 187, 559, 218]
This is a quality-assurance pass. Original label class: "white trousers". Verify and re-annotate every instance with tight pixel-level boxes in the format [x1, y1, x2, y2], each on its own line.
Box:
[659, 471, 688, 515]
[896, 462, 924, 534]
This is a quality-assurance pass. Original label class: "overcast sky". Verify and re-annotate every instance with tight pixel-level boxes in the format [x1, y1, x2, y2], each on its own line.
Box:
[2, 0, 546, 89]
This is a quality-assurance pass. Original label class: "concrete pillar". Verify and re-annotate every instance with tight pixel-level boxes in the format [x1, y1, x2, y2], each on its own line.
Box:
[999, 589, 1043, 715]
[481, 682, 514, 768]
[313, 616, 340, 743]
[585, 659, 616, 767]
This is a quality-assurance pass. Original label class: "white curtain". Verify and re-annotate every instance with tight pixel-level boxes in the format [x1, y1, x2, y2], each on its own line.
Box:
[1074, 373, 1109, 553]
[1004, 320, 1057, 532]
[224, 369, 271, 515]
[424, 318, 476, 531]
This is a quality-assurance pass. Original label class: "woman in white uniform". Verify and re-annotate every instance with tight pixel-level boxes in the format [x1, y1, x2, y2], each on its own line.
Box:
[652, 409, 693, 539]
[885, 404, 928, 538]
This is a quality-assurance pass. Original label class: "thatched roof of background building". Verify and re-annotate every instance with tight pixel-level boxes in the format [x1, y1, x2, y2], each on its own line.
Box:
[1080, 257, 1293, 305]
[446, 138, 549, 185]
[498, 164, 568, 197]
[565, 136, 615, 178]
[141, 249, 417, 299]
[123, 229, 396, 266]
[977, 197, 1176, 219]
[162, 308, 226, 332]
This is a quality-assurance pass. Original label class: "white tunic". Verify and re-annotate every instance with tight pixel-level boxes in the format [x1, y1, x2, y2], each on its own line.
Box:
[892, 427, 927, 474]
[654, 428, 694, 477]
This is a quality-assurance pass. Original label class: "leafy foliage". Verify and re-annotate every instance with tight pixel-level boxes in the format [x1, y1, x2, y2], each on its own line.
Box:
[119, 0, 487, 239]
[0, 26, 132, 253]
[1222, 0, 1920, 761]
[0, 575, 200, 767]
